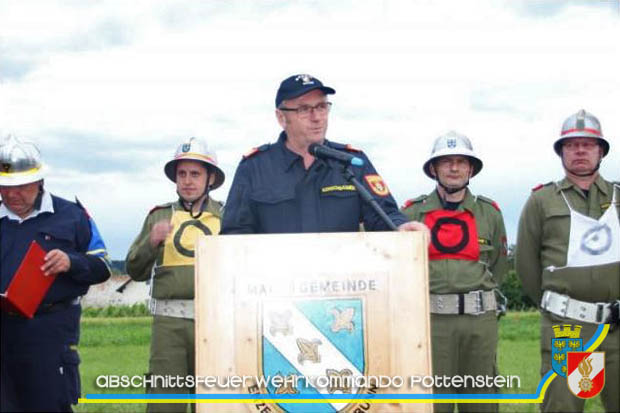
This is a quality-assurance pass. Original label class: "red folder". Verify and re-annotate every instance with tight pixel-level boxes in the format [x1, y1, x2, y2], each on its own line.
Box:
[0, 240, 56, 318]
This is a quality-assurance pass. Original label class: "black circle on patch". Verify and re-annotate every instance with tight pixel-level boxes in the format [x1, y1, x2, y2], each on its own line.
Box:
[580, 224, 612, 256]
[173, 220, 212, 257]
[431, 217, 469, 254]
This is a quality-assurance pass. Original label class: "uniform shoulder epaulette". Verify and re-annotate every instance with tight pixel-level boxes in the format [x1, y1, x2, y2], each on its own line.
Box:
[401, 194, 427, 209]
[328, 141, 362, 153]
[344, 144, 362, 153]
[148, 202, 173, 215]
[242, 143, 270, 160]
[532, 182, 553, 192]
[477, 195, 501, 212]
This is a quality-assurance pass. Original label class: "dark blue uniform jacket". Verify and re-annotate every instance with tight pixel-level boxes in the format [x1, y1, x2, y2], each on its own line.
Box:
[221, 132, 406, 234]
[1, 194, 110, 411]
[0, 195, 110, 305]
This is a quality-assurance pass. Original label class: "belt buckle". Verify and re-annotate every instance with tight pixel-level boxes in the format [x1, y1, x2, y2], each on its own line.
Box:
[557, 293, 570, 318]
[471, 290, 485, 315]
[595, 302, 607, 324]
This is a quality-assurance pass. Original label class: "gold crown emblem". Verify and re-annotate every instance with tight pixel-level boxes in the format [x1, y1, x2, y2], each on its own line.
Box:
[553, 324, 582, 339]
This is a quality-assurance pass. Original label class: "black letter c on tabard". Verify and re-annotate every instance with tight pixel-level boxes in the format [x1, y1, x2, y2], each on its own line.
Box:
[173, 220, 212, 257]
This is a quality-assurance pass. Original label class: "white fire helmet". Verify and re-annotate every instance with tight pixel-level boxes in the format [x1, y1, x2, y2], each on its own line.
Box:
[164, 137, 225, 190]
[0, 135, 47, 186]
[554, 109, 609, 157]
[423, 131, 483, 179]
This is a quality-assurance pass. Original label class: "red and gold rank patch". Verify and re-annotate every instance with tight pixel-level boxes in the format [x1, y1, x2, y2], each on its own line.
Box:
[364, 174, 389, 197]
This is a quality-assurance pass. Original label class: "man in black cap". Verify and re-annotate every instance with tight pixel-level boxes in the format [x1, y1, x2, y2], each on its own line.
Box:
[221, 73, 426, 234]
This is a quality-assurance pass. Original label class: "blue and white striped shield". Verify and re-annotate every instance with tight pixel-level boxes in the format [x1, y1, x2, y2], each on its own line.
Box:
[260, 298, 366, 413]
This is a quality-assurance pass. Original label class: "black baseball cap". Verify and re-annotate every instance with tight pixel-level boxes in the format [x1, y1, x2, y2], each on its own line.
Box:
[275, 74, 336, 108]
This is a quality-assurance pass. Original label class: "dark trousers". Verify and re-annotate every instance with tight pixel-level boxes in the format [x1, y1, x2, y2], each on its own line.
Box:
[1, 305, 81, 412]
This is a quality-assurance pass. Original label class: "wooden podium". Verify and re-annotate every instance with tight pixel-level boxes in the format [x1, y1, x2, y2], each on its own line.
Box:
[195, 231, 432, 413]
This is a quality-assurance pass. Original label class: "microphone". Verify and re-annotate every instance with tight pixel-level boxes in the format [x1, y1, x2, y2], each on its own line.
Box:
[308, 143, 364, 167]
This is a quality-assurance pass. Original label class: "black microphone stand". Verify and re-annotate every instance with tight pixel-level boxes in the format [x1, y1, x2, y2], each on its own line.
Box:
[340, 164, 398, 231]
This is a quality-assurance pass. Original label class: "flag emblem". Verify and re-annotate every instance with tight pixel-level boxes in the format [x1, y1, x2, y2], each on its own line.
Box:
[551, 324, 583, 377]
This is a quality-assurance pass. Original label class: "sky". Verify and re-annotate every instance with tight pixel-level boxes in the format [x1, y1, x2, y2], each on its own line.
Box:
[1, 0, 619, 259]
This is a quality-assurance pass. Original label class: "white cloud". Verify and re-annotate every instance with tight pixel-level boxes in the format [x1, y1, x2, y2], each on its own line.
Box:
[1, 0, 618, 257]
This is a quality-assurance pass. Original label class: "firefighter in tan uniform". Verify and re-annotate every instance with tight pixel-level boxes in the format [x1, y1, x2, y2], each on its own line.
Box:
[402, 132, 508, 413]
[126, 138, 225, 413]
[516, 110, 619, 413]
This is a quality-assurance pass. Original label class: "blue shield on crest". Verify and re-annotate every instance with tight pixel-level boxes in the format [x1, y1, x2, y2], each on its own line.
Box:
[260, 298, 366, 413]
[551, 338, 582, 377]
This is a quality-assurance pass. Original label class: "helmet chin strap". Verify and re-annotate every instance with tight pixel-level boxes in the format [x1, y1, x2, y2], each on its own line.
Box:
[178, 171, 211, 219]
[431, 162, 471, 196]
[33, 182, 44, 210]
[561, 156, 601, 178]
[437, 178, 469, 194]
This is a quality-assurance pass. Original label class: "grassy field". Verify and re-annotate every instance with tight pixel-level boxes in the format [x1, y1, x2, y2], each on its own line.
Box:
[75, 312, 605, 413]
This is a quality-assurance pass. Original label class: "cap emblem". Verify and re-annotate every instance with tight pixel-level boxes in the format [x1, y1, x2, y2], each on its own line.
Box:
[295, 74, 315, 85]
[447, 138, 457, 148]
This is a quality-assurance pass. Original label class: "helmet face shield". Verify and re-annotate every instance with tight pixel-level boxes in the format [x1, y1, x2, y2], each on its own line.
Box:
[0, 135, 46, 186]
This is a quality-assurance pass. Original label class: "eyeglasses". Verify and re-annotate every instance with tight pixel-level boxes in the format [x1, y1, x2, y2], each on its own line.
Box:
[279, 102, 332, 117]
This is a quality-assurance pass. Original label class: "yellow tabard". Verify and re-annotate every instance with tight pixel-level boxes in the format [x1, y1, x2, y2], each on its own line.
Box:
[162, 210, 220, 266]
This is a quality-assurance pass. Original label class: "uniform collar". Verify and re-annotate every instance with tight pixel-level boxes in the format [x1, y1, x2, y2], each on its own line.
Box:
[175, 197, 220, 215]
[0, 189, 54, 223]
[556, 175, 609, 196]
[277, 131, 304, 172]
[420, 188, 475, 212]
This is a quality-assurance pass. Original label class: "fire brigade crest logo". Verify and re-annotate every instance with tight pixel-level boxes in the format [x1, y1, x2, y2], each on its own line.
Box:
[567, 352, 605, 398]
[447, 138, 457, 148]
[551, 324, 583, 377]
[295, 74, 315, 85]
[364, 174, 389, 197]
[260, 298, 366, 413]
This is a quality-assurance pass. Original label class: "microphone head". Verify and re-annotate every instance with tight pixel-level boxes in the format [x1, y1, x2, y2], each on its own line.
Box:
[308, 143, 320, 155]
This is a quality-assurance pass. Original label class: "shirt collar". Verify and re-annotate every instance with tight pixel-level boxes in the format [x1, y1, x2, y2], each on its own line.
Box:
[0, 189, 54, 223]
[421, 188, 474, 212]
[556, 175, 609, 196]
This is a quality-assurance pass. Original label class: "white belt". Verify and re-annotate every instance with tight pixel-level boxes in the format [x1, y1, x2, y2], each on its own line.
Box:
[430, 290, 499, 315]
[541, 290, 617, 324]
[150, 299, 194, 320]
